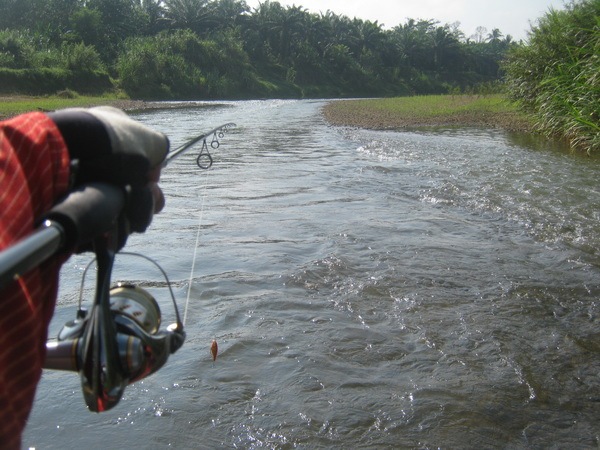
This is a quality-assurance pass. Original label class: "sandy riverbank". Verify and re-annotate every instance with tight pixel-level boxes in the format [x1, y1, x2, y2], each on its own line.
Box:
[322, 97, 535, 133]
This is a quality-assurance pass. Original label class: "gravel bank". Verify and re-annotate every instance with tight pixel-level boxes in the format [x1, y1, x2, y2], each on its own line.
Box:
[322, 99, 535, 132]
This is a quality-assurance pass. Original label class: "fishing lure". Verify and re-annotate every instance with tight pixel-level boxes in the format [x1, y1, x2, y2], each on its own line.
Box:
[211, 339, 218, 362]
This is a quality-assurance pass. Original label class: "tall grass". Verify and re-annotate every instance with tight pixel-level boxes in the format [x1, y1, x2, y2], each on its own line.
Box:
[503, 0, 600, 153]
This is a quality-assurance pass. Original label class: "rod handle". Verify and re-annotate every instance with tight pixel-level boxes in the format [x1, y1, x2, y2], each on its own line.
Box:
[0, 183, 125, 291]
[44, 183, 126, 250]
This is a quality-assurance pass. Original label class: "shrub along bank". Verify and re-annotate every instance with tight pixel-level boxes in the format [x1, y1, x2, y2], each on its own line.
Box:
[503, 0, 600, 153]
[0, 68, 112, 96]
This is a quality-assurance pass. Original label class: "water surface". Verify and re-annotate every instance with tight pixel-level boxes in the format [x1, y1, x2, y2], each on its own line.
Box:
[24, 100, 600, 449]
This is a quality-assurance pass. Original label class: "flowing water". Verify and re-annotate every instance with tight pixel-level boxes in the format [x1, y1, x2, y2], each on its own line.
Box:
[24, 100, 600, 449]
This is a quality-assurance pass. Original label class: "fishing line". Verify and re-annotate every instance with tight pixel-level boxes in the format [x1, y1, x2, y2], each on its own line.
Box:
[166, 123, 235, 331]
[184, 175, 220, 364]
[183, 172, 209, 326]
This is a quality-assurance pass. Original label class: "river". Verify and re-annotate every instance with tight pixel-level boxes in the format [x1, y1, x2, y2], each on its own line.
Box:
[24, 100, 600, 449]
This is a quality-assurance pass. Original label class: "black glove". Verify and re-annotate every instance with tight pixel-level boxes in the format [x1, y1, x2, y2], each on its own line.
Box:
[49, 107, 169, 233]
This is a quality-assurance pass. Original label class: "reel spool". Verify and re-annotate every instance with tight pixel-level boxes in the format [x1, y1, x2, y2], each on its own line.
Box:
[110, 284, 161, 334]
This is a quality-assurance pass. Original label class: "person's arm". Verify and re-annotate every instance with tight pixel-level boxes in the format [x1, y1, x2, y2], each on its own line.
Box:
[0, 107, 168, 450]
[0, 111, 72, 450]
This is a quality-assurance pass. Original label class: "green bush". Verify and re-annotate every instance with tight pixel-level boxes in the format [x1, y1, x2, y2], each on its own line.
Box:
[116, 29, 268, 99]
[0, 67, 112, 95]
[61, 42, 105, 73]
[0, 28, 107, 73]
[0, 29, 36, 68]
[116, 32, 205, 99]
[503, 0, 600, 152]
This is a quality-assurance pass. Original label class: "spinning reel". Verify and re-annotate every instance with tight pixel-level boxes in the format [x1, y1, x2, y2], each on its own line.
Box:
[44, 234, 185, 412]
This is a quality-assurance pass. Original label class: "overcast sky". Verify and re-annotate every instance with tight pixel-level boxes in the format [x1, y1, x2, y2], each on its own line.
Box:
[245, 0, 567, 41]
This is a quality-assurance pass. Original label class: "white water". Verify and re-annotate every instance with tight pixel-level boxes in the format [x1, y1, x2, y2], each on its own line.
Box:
[24, 100, 600, 449]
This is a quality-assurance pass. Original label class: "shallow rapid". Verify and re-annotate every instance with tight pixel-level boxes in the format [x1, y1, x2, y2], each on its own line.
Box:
[25, 100, 600, 449]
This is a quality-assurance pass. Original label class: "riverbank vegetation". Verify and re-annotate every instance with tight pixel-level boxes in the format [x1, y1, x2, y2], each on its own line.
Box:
[0, 0, 598, 152]
[0, 93, 151, 119]
[0, 0, 515, 99]
[503, 0, 600, 153]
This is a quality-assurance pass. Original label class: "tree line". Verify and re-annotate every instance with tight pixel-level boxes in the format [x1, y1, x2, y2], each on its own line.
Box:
[0, 0, 516, 99]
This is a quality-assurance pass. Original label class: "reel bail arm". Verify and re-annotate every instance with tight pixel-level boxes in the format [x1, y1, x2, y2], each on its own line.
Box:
[78, 232, 126, 412]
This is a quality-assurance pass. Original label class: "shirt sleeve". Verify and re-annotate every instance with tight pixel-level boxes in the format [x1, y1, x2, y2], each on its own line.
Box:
[0, 112, 71, 449]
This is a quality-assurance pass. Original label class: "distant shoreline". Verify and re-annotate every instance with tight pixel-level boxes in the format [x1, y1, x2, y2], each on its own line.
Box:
[122, 97, 534, 133]
[0, 96, 220, 120]
[2, 95, 535, 134]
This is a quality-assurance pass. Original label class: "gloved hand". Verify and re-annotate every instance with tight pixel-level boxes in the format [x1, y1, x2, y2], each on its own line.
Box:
[49, 106, 168, 233]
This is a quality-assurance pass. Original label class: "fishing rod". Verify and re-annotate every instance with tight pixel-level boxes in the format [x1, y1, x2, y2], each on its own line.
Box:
[0, 122, 236, 412]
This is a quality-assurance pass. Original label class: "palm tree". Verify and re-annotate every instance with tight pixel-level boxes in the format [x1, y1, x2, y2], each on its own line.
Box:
[247, 1, 308, 64]
[392, 19, 437, 70]
[487, 28, 503, 44]
[431, 25, 462, 70]
[163, 0, 212, 34]
[211, 0, 250, 29]
[141, 0, 167, 35]
[353, 19, 385, 55]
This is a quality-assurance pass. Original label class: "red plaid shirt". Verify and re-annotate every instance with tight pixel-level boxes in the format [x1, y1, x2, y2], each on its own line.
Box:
[0, 112, 70, 449]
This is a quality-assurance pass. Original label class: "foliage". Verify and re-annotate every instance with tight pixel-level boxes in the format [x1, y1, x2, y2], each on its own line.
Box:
[61, 42, 104, 72]
[0, 28, 54, 69]
[0, 0, 521, 99]
[68, 8, 107, 50]
[116, 29, 268, 99]
[0, 67, 111, 94]
[116, 31, 203, 99]
[3, 0, 594, 151]
[163, 0, 213, 34]
[504, 0, 600, 153]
